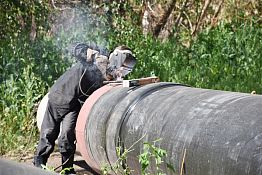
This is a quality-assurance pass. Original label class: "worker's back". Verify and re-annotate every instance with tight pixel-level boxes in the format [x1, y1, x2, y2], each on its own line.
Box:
[48, 61, 104, 108]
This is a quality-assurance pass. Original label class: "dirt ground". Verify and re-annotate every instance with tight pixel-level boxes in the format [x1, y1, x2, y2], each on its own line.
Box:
[1, 151, 99, 175]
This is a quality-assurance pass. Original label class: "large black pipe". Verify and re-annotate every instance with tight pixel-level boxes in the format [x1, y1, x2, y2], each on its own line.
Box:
[0, 158, 57, 175]
[78, 82, 262, 175]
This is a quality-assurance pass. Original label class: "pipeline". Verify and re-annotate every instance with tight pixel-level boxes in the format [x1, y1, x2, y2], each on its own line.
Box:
[0, 158, 57, 175]
[75, 82, 262, 175]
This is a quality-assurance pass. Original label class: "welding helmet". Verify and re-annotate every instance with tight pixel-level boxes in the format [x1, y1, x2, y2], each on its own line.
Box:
[107, 46, 136, 79]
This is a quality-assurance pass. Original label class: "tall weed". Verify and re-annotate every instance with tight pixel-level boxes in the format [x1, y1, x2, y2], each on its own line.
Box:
[110, 16, 262, 94]
[0, 35, 69, 154]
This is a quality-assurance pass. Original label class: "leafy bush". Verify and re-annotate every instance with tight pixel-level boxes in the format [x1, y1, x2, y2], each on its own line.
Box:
[110, 16, 262, 94]
[0, 1, 65, 154]
[0, 35, 69, 154]
[0, 1, 110, 154]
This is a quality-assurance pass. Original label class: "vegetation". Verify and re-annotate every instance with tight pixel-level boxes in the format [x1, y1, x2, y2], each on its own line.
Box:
[0, 0, 261, 163]
[138, 139, 170, 175]
[122, 19, 262, 92]
[41, 164, 74, 174]
[101, 138, 171, 175]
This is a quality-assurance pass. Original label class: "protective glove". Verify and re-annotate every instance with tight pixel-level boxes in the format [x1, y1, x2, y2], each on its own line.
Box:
[69, 42, 109, 62]
[93, 52, 110, 80]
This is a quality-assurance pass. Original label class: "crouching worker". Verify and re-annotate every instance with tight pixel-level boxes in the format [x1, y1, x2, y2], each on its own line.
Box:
[33, 43, 136, 174]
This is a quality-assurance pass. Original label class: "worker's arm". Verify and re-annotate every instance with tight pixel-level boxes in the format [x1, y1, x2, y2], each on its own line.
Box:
[70, 42, 109, 63]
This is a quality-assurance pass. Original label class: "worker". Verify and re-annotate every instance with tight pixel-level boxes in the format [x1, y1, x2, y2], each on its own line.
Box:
[33, 43, 136, 175]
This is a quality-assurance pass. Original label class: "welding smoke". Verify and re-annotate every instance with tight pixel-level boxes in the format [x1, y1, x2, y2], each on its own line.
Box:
[49, 3, 110, 62]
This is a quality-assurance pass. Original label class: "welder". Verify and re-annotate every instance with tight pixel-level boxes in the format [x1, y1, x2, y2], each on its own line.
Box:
[33, 43, 136, 175]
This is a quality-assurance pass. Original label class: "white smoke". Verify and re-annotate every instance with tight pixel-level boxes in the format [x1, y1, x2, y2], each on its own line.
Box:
[50, 4, 110, 60]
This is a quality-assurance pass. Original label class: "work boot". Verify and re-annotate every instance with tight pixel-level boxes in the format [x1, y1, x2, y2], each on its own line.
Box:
[33, 155, 47, 168]
[61, 152, 75, 174]
[63, 168, 76, 175]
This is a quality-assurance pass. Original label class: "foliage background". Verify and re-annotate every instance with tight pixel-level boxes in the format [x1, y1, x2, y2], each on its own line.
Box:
[0, 0, 261, 155]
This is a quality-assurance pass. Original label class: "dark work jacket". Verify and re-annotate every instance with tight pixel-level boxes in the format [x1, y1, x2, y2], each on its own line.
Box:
[48, 61, 104, 109]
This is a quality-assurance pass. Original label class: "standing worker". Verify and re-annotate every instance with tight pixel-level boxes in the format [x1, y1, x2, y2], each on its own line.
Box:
[33, 43, 136, 175]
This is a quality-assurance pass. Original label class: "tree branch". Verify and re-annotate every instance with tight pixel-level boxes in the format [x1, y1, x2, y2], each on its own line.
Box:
[51, 0, 71, 11]
[191, 0, 211, 36]
[182, 11, 193, 33]
[153, 1, 176, 37]
[174, 0, 189, 30]
[211, 0, 224, 27]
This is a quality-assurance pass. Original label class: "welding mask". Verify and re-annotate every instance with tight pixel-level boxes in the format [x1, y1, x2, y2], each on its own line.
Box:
[107, 46, 136, 79]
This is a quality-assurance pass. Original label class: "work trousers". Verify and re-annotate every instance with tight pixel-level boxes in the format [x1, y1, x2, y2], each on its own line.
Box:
[34, 100, 81, 168]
